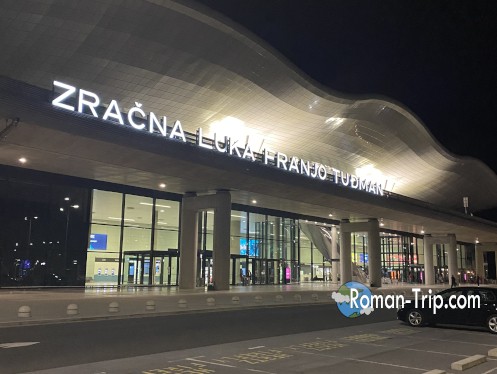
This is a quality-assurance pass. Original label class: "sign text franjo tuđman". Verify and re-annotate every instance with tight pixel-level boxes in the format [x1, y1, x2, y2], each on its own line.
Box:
[51, 80, 384, 196]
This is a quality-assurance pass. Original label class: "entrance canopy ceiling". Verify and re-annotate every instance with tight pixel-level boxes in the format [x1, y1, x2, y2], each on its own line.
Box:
[1, 0, 497, 243]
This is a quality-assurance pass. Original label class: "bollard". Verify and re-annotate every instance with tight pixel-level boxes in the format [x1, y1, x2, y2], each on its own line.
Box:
[178, 299, 187, 308]
[145, 300, 156, 311]
[275, 295, 284, 303]
[311, 293, 319, 301]
[108, 302, 119, 313]
[18, 305, 31, 318]
[294, 294, 302, 302]
[207, 297, 215, 306]
[231, 296, 240, 305]
[66, 303, 79, 316]
[254, 295, 263, 304]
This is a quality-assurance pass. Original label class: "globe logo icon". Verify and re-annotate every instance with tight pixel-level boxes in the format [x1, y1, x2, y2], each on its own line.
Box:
[331, 281, 374, 318]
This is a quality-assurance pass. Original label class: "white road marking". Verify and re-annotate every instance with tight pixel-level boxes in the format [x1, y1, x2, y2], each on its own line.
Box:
[347, 340, 467, 357]
[0, 342, 40, 349]
[248, 345, 266, 350]
[186, 357, 277, 373]
[299, 351, 425, 371]
[185, 357, 236, 368]
[428, 337, 496, 347]
[483, 367, 497, 374]
[344, 357, 426, 371]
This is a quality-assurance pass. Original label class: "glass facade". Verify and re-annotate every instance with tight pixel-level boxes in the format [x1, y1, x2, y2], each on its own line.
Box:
[0, 167, 479, 288]
[198, 211, 299, 286]
[380, 233, 424, 284]
[458, 243, 475, 283]
[0, 175, 90, 286]
[86, 190, 180, 287]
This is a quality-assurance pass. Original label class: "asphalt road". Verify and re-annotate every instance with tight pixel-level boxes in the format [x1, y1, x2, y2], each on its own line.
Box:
[0, 304, 397, 373]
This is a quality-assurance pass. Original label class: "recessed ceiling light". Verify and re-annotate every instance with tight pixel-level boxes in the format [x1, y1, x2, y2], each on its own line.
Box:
[64, 197, 70, 201]
[420, 230, 425, 234]
[251, 200, 257, 204]
[19, 157, 27, 164]
[159, 183, 166, 188]
[328, 213, 333, 217]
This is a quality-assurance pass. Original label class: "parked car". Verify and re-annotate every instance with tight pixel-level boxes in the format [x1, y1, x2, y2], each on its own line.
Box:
[397, 286, 497, 334]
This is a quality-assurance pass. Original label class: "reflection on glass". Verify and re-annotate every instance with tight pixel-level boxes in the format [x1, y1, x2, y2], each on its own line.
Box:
[86, 190, 122, 286]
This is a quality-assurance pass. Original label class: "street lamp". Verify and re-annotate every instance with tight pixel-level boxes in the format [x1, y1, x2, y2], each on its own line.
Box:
[61, 201, 79, 280]
[25, 216, 38, 248]
[24, 216, 39, 262]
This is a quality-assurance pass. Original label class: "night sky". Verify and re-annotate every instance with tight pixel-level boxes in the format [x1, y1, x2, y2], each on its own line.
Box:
[196, 0, 497, 173]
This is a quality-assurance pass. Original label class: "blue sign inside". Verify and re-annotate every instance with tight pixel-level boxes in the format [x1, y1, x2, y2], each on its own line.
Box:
[89, 233, 108, 250]
[240, 238, 259, 257]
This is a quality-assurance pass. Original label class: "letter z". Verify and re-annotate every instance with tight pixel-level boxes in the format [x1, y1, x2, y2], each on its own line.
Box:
[52, 81, 76, 111]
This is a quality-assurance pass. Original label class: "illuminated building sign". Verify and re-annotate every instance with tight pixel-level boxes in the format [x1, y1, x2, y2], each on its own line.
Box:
[52, 81, 384, 196]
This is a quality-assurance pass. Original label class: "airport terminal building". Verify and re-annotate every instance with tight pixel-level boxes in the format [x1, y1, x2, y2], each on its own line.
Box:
[1, 0, 497, 289]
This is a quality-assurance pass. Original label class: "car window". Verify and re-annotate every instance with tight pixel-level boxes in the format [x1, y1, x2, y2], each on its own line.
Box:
[440, 290, 463, 300]
[478, 290, 496, 302]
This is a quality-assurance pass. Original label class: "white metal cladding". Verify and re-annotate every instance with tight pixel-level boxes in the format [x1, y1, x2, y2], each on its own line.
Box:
[0, 0, 497, 211]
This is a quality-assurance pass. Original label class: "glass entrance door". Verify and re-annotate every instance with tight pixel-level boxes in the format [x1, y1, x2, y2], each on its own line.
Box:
[154, 252, 179, 286]
[231, 255, 249, 285]
[123, 252, 151, 285]
[123, 251, 179, 286]
[249, 258, 280, 285]
[267, 259, 278, 285]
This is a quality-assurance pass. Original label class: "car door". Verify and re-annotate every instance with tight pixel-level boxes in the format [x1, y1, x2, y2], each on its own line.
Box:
[467, 289, 497, 326]
[434, 289, 469, 325]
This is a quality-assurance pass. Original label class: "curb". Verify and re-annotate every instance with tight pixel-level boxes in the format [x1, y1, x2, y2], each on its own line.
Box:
[0, 301, 325, 328]
[450, 354, 486, 371]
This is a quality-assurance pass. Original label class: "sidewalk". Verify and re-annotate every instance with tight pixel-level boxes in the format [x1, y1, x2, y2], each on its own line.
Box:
[0, 282, 453, 327]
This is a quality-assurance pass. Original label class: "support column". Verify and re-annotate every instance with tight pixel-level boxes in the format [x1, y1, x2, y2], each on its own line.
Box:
[447, 234, 458, 284]
[331, 225, 339, 285]
[423, 235, 435, 285]
[340, 223, 352, 284]
[179, 193, 198, 290]
[212, 191, 231, 291]
[367, 219, 382, 287]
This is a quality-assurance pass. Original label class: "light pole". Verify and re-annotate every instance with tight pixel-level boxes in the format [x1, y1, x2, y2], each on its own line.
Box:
[25, 216, 38, 267]
[60, 200, 79, 281]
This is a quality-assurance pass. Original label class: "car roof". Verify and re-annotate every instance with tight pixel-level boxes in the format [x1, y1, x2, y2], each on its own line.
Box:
[438, 286, 495, 292]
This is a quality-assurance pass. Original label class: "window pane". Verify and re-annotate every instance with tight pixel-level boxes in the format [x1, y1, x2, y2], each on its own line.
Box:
[91, 190, 122, 224]
[122, 195, 152, 252]
[154, 199, 179, 251]
[86, 190, 122, 286]
[230, 210, 247, 255]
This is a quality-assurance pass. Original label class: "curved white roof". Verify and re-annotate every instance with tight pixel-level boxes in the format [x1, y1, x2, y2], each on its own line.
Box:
[0, 0, 497, 216]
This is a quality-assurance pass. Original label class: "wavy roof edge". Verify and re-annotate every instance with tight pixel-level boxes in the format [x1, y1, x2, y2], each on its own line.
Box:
[169, 0, 497, 191]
